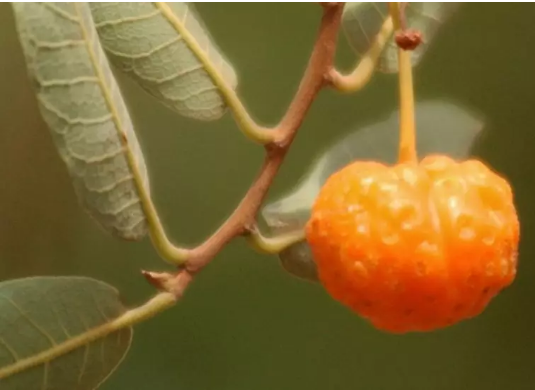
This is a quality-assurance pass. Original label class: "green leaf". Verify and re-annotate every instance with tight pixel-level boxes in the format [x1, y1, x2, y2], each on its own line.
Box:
[0, 276, 132, 390]
[262, 100, 484, 282]
[13, 2, 151, 241]
[342, 3, 459, 73]
[279, 241, 319, 283]
[89, 2, 238, 121]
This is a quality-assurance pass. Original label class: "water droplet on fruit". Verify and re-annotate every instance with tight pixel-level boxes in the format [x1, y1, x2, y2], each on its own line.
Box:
[360, 176, 374, 194]
[436, 177, 463, 192]
[447, 196, 461, 210]
[489, 211, 505, 227]
[382, 233, 399, 245]
[421, 155, 451, 172]
[501, 257, 509, 276]
[459, 227, 476, 241]
[417, 241, 439, 258]
[483, 235, 495, 246]
[400, 167, 419, 186]
[352, 261, 369, 280]
[485, 262, 495, 276]
[379, 182, 399, 194]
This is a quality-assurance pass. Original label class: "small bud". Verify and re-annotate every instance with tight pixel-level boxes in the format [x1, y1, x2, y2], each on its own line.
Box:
[395, 30, 423, 51]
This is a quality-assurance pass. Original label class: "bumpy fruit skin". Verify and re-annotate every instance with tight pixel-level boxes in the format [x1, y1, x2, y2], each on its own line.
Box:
[306, 155, 519, 333]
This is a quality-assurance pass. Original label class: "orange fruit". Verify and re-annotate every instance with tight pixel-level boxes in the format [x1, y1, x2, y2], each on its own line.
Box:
[306, 154, 519, 333]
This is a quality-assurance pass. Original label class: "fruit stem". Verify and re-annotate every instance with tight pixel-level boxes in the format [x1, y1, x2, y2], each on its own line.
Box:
[389, 3, 417, 164]
[397, 49, 417, 164]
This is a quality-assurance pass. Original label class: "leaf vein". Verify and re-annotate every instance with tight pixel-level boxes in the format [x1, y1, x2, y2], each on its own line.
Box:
[167, 85, 218, 103]
[132, 63, 204, 85]
[33, 39, 85, 49]
[0, 337, 20, 364]
[38, 96, 113, 126]
[64, 143, 125, 165]
[0, 294, 58, 347]
[77, 344, 89, 384]
[93, 9, 161, 28]
[42, 3, 79, 23]
[103, 35, 183, 60]
[41, 362, 48, 390]
[38, 76, 100, 88]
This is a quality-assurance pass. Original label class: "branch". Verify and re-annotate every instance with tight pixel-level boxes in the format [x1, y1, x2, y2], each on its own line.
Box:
[145, 4, 344, 298]
[1, 4, 344, 374]
[146, 4, 345, 268]
[184, 3, 344, 272]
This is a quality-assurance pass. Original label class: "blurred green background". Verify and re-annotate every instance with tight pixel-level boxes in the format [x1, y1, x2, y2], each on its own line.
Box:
[1, 3, 535, 390]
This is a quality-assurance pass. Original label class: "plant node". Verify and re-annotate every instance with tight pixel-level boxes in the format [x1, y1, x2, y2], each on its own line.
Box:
[395, 30, 423, 51]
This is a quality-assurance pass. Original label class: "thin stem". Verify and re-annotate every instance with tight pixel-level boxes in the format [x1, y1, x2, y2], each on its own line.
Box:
[329, 16, 394, 93]
[145, 194, 190, 266]
[224, 89, 274, 144]
[389, 2, 402, 30]
[396, 48, 416, 164]
[390, 2, 417, 164]
[247, 228, 305, 254]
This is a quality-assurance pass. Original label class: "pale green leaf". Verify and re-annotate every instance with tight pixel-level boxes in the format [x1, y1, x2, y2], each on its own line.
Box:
[342, 2, 459, 73]
[89, 2, 238, 121]
[13, 2, 150, 241]
[262, 100, 484, 281]
[0, 276, 132, 390]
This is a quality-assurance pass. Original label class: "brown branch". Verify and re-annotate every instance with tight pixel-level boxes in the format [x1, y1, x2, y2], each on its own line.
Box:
[184, 3, 344, 273]
[150, 3, 345, 294]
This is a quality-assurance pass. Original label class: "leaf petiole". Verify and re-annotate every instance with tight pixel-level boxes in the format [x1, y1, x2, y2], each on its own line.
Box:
[329, 16, 394, 93]
[154, 2, 275, 145]
[246, 228, 306, 254]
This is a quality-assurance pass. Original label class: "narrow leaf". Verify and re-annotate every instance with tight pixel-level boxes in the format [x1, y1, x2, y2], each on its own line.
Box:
[89, 2, 238, 121]
[13, 2, 150, 241]
[0, 276, 132, 390]
[263, 100, 484, 281]
[342, 3, 459, 73]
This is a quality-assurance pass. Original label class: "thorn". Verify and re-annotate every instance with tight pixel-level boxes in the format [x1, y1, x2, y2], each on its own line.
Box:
[142, 269, 193, 299]
[142, 270, 175, 292]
